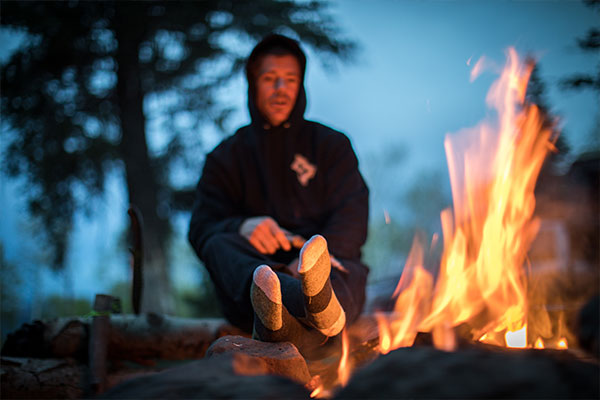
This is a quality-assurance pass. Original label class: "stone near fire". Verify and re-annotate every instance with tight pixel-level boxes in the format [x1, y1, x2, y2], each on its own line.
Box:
[336, 345, 599, 399]
[101, 354, 308, 399]
[206, 335, 312, 384]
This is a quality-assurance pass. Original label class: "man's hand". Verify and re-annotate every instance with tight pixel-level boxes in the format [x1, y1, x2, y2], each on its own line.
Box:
[239, 216, 304, 254]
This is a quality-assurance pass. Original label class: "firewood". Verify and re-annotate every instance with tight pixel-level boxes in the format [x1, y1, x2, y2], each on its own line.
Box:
[2, 315, 246, 363]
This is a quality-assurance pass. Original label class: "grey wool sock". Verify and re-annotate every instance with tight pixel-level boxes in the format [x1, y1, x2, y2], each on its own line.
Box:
[251, 264, 283, 332]
[298, 235, 346, 337]
[251, 264, 331, 358]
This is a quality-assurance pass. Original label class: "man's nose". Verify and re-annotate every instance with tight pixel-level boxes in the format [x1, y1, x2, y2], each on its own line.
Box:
[275, 77, 285, 90]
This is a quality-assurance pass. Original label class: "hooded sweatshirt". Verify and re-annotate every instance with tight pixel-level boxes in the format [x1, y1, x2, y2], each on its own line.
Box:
[188, 34, 369, 262]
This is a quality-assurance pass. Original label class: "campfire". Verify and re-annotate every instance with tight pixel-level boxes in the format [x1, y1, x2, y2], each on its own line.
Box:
[3, 47, 597, 400]
[310, 48, 580, 397]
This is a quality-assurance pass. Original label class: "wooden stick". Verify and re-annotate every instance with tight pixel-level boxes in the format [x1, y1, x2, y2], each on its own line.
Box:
[128, 206, 143, 315]
[89, 294, 117, 394]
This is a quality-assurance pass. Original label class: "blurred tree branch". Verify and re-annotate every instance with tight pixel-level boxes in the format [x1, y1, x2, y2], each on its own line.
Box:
[558, 1, 599, 153]
[560, 1, 599, 92]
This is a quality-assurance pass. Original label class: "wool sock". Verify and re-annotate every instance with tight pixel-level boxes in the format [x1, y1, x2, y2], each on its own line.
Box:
[298, 235, 346, 336]
[251, 264, 283, 332]
[251, 264, 329, 358]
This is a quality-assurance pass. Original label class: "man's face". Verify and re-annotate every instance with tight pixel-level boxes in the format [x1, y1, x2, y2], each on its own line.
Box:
[255, 54, 301, 127]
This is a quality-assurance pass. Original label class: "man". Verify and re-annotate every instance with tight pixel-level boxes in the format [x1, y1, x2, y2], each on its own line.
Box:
[188, 34, 369, 356]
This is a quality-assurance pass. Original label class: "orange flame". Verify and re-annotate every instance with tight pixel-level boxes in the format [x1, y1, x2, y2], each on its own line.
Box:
[376, 236, 434, 350]
[309, 330, 352, 398]
[337, 329, 351, 387]
[310, 385, 323, 399]
[375, 48, 561, 353]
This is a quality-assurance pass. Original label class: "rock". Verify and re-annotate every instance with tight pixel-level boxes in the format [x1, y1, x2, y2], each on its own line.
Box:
[336, 345, 599, 399]
[101, 355, 309, 399]
[206, 335, 312, 384]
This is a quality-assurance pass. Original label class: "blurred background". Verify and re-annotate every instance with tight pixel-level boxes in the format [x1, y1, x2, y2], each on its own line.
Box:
[1, 0, 598, 342]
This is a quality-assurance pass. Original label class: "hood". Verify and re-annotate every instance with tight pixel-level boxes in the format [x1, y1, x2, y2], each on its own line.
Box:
[245, 34, 307, 129]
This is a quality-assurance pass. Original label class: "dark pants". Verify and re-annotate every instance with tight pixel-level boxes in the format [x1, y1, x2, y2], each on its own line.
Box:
[200, 232, 368, 333]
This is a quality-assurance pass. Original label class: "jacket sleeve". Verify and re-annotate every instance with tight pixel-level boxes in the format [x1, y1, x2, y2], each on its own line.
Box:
[188, 145, 245, 260]
[320, 134, 369, 260]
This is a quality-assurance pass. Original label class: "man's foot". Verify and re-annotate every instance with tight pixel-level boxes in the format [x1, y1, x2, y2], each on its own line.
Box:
[251, 265, 283, 332]
[298, 235, 346, 336]
[250, 262, 343, 358]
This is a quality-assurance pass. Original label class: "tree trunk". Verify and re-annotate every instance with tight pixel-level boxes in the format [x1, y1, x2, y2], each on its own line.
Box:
[114, 4, 173, 314]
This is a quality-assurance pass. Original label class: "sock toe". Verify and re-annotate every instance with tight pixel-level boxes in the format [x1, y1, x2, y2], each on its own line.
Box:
[297, 235, 346, 336]
[298, 234, 330, 296]
[251, 265, 282, 331]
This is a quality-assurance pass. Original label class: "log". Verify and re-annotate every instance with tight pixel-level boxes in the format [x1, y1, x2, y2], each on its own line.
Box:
[1, 315, 248, 398]
[0, 355, 169, 399]
[2, 315, 247, 363]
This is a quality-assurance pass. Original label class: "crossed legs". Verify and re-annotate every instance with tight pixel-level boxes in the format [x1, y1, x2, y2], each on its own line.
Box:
[251, 235, 346, 355]
[200, 232, 367, 354]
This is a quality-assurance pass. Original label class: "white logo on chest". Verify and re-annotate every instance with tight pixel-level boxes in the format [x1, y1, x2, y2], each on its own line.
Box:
[290, 154, 316, 187]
